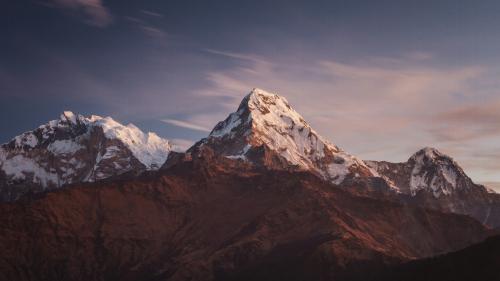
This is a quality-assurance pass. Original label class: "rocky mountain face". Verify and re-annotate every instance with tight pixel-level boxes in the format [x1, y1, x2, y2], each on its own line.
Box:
[191, 88, 377, 186]
[0, 111, 171, 201]
[366, 147, 500, 228]
[0, 148, 490, 281]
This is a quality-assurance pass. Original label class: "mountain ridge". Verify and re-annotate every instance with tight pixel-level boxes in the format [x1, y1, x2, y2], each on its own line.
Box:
[0, 147, 490, 281]
[366, 147, 481, 197]
[0, 111, 171, 201]
[366, 147, 500, 228]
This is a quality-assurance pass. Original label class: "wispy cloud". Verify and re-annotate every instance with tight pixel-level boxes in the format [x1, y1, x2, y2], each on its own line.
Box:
[405, 51, 433, 61]
[198, 48, 484, 124]
[204, 49, 269, 64]
[123, 16, 142, 24]
[46, 0, 113, 27]
[429, 101, 500, 142]
[140, 25, 166, 38]
[141, 10, 164, 18]
[161, 118, 211, 132]
[124, 15, 166, 38]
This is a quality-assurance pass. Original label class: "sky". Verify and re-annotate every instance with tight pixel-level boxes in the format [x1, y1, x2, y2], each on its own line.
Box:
[1, 0, 500, 186]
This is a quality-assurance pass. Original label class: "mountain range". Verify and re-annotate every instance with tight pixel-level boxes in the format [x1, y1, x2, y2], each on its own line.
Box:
[0, 88, 498, 281]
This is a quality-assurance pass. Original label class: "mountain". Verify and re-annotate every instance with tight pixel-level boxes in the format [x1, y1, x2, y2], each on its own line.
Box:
[0, 148, 490, 281]
[366, 147, 478, 197]
[366, 147, 500, 228]
[189, 88, 377, 186]
[0, 111, 171, 201]
[0, 89, 496, 281]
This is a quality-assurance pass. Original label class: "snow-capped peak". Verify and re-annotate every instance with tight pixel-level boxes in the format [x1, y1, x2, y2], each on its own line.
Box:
[367, 147, 484, 198]
[410, 147, 448, 162]
[210, 88, 322, 143]
[408, 147, 473, 197]
[206, 88, 375, 185]
[60, 111, 80, 125]
[8, 112, 171, 169]
[90, 116, 171, 168]
[0, 111, 172, 201]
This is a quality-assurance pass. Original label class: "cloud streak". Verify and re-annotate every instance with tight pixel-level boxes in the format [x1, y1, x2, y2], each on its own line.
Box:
[124, 15, 166, 38]
[46, 0, 113, 27]
[141, 10, 164, 18]
[161, 119, 211, 133]
[429, 101, 500, 142]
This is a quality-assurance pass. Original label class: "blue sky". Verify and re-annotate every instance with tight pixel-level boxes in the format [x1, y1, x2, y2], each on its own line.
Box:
[1, 0, 500, 185]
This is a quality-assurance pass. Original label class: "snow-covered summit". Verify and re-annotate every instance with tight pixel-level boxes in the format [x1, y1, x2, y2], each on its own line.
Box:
[408, 147, 468, 197]
[0, 111, 171, 201]
[366, 147, 499, 226]
[60, 111, 79, 125]
[87, 115, 171, 168]
[410, 147, 449, 162]
[205, 88, 375, 184]
[11, 111, 171, 168]
[367, 147, 480, 198]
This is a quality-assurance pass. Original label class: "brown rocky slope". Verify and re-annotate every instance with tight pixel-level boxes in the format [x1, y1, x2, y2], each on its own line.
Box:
[0, 147, 490, 281]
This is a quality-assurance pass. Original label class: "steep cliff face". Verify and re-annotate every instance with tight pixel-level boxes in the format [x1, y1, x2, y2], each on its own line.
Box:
[0, 111, 171, 201]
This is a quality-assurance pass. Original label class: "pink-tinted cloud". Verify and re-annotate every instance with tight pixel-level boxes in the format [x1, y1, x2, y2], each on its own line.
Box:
[194, 49, 484, 142]
[161, 119, 211, 132]
[428, 101, 500, 142]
